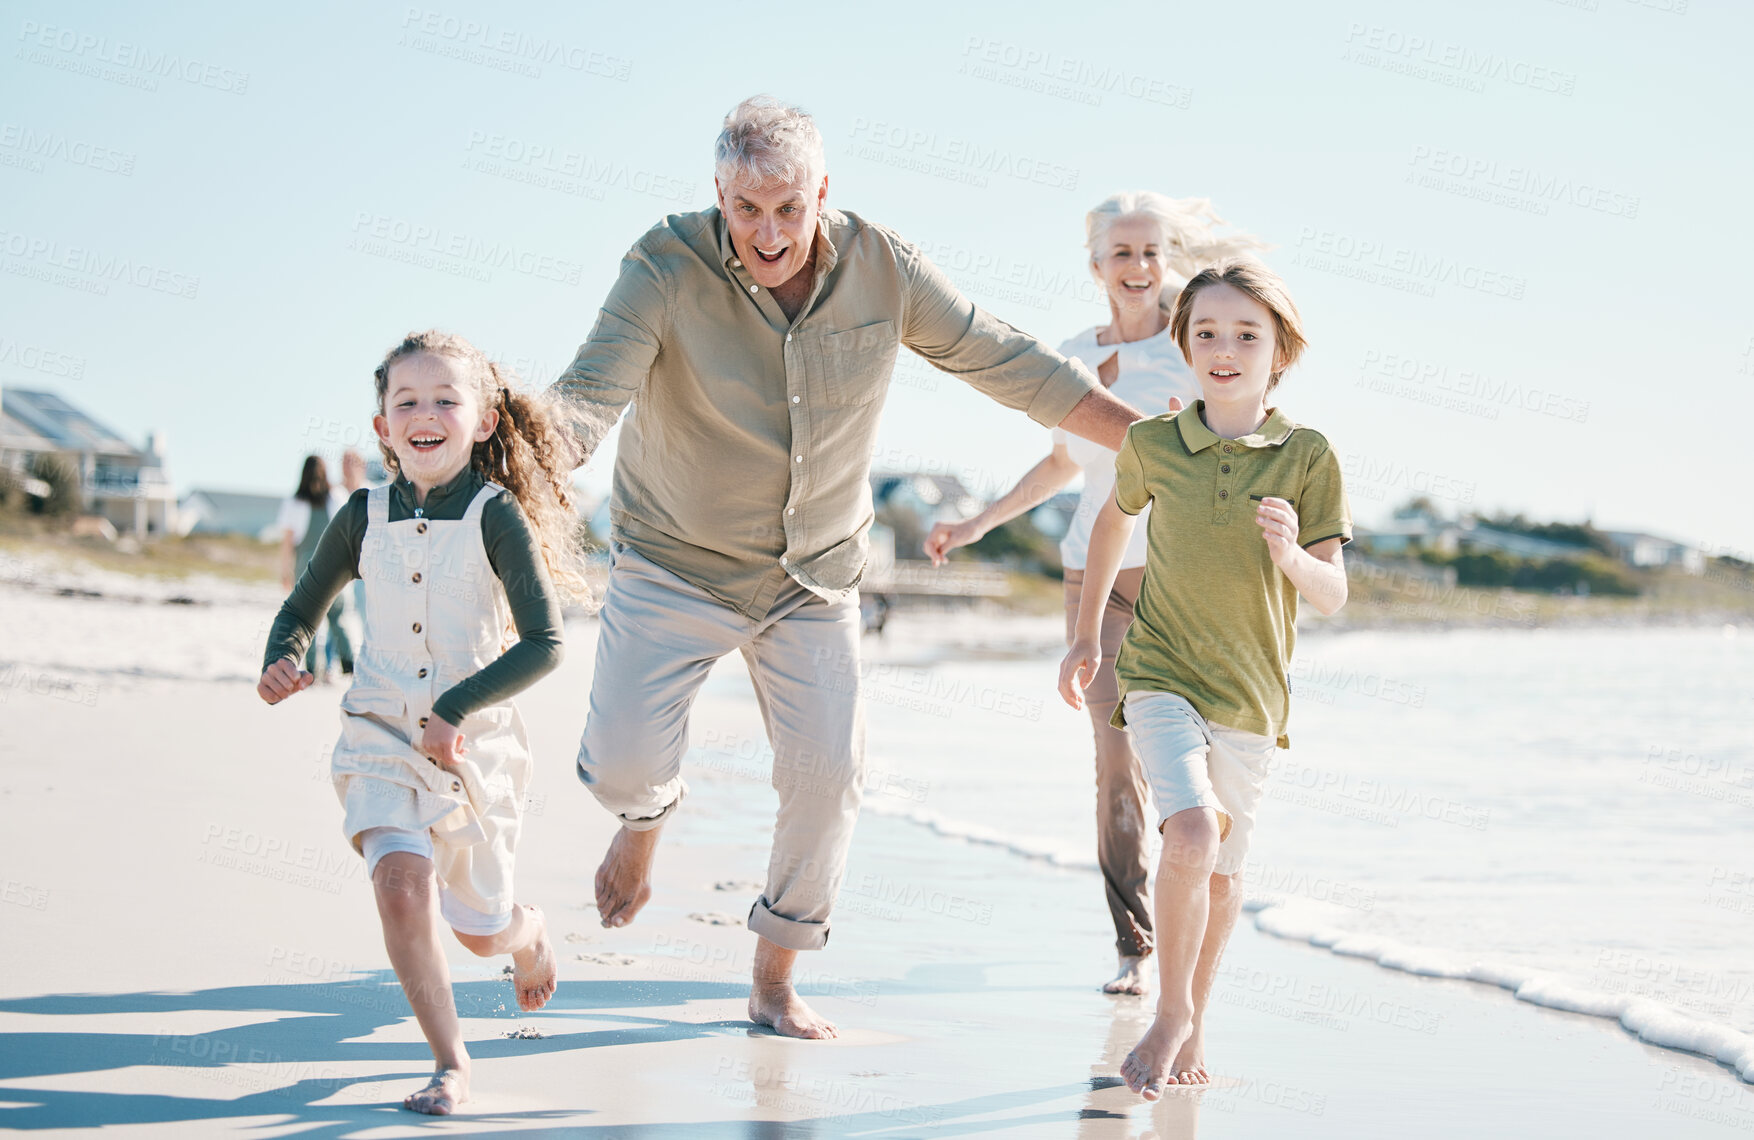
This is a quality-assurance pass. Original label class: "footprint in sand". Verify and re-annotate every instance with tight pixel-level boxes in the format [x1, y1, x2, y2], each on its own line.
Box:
[564, 931, 594, 943]
[688, 911, 742, 926]
[575, 951, 637, 966]
[504, 1026, 547, 1039]
[712, 879, 763, 893]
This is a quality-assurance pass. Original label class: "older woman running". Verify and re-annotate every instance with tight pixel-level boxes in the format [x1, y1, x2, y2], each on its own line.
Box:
[925, 191, 1264, 995]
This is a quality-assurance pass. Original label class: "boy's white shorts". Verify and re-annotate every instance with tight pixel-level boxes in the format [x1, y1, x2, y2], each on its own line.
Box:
[1121, 690, 1277, 877]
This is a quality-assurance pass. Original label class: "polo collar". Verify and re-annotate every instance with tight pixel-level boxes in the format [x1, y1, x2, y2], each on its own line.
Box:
[1175, 401, 1296, 453]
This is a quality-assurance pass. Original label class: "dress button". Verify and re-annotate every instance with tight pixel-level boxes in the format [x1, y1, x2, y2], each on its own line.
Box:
[412, 622, 422, 633]
[451, 780, 461, 792]
[418, 716, 428, 728]
[418, 668, 428, 678]
[1219, 490, 1229, 499]
[1220, 464, 1230, 474]
[749, 284, 759, 293]
[412, 572, 422, 583]
[416, 522, 427, 534]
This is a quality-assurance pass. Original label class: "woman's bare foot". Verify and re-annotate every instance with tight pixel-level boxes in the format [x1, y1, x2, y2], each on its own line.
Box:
[1104, 953, 1151, 995]
[511, 906, 557, 1011]
[1121, 1010, 1195, 1100]
[749, 982, 839, 1039]
[1168, 1022, 1208, 1085]
[594, 825, 658, 928]
[403, 1067, 469, 1115]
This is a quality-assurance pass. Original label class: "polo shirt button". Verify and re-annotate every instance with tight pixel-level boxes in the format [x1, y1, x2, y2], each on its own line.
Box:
[1222, 444, 1233, 454]
[749, 284, 759, 293]
[1220, 464, 1230, 474]
[1219, 490, 1229, 499]
[412, 622, 422, 633]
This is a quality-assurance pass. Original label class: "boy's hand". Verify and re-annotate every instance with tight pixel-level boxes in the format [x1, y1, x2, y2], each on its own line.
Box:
[257, 658, 313, 704]
[1255, 496, 1300, 566]
[421, 713, 467, 769]
[1058, 636, 1103, 711]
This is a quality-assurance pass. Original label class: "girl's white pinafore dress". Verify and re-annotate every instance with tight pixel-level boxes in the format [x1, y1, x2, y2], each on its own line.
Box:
[330, 481, 531, 919]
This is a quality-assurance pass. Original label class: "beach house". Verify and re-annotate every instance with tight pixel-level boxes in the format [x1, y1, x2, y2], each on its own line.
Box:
[0, 387, 177, 536]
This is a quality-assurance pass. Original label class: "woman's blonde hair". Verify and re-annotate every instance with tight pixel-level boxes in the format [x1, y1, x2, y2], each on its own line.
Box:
[1169, 257, 1308, 393]
[1084, 191, 1269, 316]
[373, 330, 592, 604]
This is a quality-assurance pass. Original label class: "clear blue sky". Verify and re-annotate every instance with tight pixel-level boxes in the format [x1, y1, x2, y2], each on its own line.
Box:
[4, 0, 1749, 555]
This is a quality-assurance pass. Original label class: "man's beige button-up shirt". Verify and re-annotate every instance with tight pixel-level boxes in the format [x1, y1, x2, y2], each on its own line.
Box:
[552, 205, 1100, 619]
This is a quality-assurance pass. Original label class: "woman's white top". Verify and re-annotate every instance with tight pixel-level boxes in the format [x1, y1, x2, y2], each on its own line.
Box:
[277, 491, 349, 544]
[1052, 323, 1201, 571]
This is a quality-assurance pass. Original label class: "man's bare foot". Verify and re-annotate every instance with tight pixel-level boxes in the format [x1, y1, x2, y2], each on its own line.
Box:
[749, 983, 839, 1040]
[1121, 1010, 1194, 1101]
[1104, 953, 1151, 995]
[511, 906, 557, 1012]
[594, 825, 658, 928]
[1168, 1022, 1208, 1085]
[403, 1067, 468, 1115]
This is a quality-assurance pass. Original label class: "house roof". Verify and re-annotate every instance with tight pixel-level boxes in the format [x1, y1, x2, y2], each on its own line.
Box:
[0, 408, 61, 453]
[180, 488, 284, 536]
[0, 388, 141, 458]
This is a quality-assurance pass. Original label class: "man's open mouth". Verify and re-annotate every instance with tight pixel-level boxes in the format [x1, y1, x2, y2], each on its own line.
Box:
[754, 246, 787, 264]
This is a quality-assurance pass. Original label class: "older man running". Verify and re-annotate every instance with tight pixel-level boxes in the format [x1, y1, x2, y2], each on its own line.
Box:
[551, 95, 1140, 1038]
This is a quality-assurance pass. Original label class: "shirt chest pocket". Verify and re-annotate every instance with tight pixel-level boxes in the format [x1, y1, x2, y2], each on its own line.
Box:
[811, 321, 897, 407]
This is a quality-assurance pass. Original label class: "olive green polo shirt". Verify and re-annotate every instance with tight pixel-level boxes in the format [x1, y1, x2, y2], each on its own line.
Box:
[550, 205, 1100, 619]
[1111, 402, 1351, 747]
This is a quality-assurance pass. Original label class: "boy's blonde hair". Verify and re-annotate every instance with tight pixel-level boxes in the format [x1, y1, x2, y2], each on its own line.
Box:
[1169, 257, 1308, 392]
[373, 330, 592, 605]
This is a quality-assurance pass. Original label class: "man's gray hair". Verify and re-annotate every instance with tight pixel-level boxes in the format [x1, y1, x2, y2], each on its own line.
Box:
[714, 95, 825, 188]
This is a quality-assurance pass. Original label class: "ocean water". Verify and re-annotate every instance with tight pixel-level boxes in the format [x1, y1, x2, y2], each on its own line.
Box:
[692, 616, 1754, 1079]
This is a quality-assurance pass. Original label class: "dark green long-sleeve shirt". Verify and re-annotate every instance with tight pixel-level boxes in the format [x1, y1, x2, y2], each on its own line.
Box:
[263, 466, 565, 724]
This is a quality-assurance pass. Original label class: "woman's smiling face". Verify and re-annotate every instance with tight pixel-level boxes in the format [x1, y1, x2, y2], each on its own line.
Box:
[373, 352, 498, 487]
[1094, 215, 1169, 315]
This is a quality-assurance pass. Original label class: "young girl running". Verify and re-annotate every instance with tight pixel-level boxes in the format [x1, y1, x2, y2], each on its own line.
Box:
[1059, 259, 1352, 1098]
[257, 330, 589, 1115]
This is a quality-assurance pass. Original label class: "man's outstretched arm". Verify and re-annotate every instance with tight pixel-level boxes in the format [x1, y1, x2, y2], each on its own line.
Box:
[547, 244, 668, 470]
[1057, 386, 1142, 452]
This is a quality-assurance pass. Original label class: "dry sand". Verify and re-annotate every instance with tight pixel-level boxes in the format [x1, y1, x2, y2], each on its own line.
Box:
[2, 562, 1752, 1137]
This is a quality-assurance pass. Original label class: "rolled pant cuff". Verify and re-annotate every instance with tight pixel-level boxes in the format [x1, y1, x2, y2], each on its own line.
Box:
[576, 766, 686, 832]
[747, 897, 830, 951]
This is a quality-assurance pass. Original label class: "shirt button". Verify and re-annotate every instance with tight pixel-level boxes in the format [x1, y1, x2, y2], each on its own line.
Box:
[786, 333, 793, 342]
[411, 572, 422, 583]
[1219, 490, 1229, 500]
[792, 395, 801, 404]
[749, 284, 759, 293]
[418, 667, 428, 678]
[786, 507, 795, 516]
[732, 258, 742, 267]
[1222, 444, 1233, 454]
[412, 622, 422, 633]
[794, 454, 803, 463]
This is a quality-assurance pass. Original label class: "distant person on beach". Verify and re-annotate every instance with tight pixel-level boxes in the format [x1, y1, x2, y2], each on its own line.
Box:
[1059, 259, 1351, 1097]
[257, 331, 590, 1115]
[549, 95, 1141, 1039]
[277, 455, 352, 681]
[926, 191, 1265, 996]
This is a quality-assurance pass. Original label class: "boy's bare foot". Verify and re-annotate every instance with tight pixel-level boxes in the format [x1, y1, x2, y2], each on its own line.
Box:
[1103, 953, 1151, 995]
[1121, 1010, 1195, 1100]
[511, 906, 557, 1011]
[403, 1067, 468, 1115]
[594, 825, 658, 928]
[749, 982, 838, 1039]
[1168, 1022, 1208, 1085]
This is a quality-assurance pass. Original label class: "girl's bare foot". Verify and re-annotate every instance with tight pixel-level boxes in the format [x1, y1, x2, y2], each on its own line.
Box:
[511, 906, 557, 1011]
[749, 982, 838, 1039]
[403, 1066, 469, 1115]
[1168, 1022, 1208, 1085]
[1121, 1010, 1195, 1100]
[594, 826, 658, 928]
[1104, 953, 1151, 995]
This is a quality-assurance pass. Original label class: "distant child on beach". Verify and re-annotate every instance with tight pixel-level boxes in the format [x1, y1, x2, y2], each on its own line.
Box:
[1058, 258, 1351, 1099]
[257, 330, 590, 1115]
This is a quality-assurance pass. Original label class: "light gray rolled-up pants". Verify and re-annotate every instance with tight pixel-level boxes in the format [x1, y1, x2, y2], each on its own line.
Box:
[576, 542, 865, 952]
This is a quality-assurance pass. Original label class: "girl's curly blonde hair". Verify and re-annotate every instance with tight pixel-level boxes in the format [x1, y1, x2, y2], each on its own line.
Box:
[373, 330, 592, 605]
